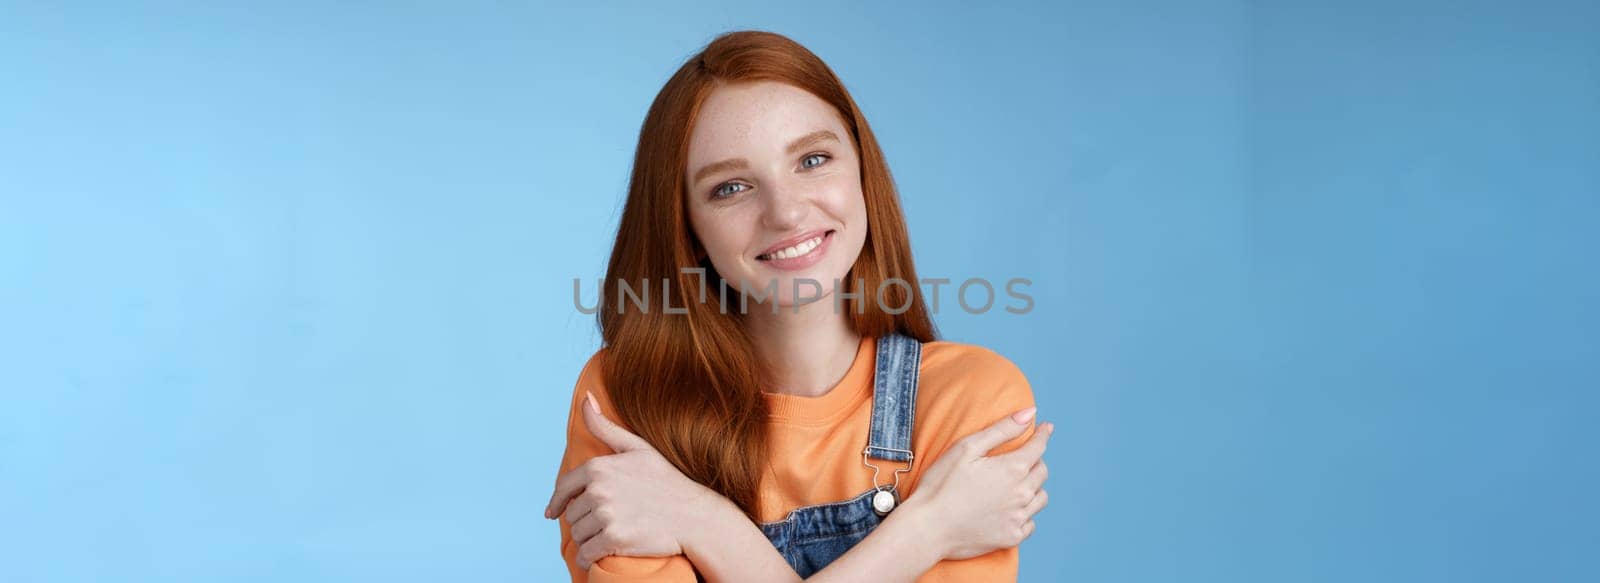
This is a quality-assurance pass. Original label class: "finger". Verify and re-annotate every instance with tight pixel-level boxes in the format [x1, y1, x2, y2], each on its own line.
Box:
[571, 509, 604, 546]
[1023, 488, 1049, 517]
[998, 421, 1053, 465]
[577, 533, 615, 570]
[562, 492, 597, 528]
[1022, 459, 1048, 493]
[544, 464, 591, 519]
[959, 406, 1037, 458]
[1020, 519, 1037, 542]
[582, 390, 655, 453]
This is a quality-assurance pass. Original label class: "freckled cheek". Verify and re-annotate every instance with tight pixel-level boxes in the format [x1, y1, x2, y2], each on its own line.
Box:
[815, 183, 867, 224]
[811, 166, 863, 209]
[806, 174, 857, 208]
[693, 208, 763, 266]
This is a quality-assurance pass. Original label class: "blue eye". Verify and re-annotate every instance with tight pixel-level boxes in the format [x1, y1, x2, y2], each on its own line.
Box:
[712, 182, 748, 199]
[801, 153, 830, 169]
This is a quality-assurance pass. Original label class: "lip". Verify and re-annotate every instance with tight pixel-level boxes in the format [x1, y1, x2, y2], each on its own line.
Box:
[756, 229, 835, 272]
[757, 229, 832, 258]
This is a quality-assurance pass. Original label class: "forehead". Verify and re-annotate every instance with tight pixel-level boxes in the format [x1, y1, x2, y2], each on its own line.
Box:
[686, 81, 849, 165]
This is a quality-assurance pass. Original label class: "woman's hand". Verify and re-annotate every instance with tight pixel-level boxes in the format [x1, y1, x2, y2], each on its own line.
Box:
[543, 391, 725, 570]
[901, 407, 1053, 561]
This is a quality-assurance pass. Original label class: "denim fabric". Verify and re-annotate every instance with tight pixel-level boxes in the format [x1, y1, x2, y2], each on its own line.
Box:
[759, 333, 923, 578]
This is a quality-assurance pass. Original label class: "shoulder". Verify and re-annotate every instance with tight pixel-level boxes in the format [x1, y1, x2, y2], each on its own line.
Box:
[920, 340, 1028, 379]
[909, 340, 1037, 459]
[917, 340, 1033, 407]
[558, 348, 625, 469]
[574, 347, 609, 390]
[566, 347, 616, 413]
[899, 340, 1040, 498]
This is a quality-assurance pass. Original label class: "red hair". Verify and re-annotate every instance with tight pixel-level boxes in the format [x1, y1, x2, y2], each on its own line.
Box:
[598, 30, 936, 518]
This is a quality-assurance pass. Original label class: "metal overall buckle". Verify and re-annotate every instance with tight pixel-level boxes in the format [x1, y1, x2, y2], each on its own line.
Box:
[862, 446, 914, 517]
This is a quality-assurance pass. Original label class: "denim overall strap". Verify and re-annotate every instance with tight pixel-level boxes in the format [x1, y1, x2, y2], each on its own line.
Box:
[756, 332, 925, 577]
[864, 332, 921, 463]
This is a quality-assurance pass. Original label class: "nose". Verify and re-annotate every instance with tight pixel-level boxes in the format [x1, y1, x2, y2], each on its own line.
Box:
[759, 181, 808, 231]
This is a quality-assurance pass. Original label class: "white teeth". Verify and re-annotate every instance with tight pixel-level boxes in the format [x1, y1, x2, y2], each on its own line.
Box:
[764, 235, 823, 260]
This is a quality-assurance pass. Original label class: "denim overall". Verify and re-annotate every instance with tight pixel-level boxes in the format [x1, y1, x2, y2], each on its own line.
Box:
[759, 333, 922, 578]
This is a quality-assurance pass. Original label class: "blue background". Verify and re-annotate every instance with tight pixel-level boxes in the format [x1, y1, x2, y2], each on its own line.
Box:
[3, 1, 1596, 581]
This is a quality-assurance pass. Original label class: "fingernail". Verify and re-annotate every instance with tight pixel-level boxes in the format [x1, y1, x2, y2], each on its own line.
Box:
[586, 391, 600, 414]
[1011, 407, 1037, 423]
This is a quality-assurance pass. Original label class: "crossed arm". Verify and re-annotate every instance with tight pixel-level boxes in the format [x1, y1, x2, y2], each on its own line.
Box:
[546, 390, 1052, 582]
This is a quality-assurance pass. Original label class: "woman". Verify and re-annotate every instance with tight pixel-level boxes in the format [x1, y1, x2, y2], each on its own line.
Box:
[545, 31, 1053, 582]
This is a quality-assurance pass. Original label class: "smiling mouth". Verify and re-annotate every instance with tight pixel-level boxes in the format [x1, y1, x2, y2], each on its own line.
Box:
[757, 229, 836, 261]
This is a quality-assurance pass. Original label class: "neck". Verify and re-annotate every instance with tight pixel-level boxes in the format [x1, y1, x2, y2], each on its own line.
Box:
[744, 296, 862, 398]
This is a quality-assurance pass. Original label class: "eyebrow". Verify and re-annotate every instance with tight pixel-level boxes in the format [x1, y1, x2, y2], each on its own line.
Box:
[690, 129, 842, 185]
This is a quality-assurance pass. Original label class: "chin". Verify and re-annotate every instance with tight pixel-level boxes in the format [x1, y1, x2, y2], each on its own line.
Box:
[726, 269, 845, 308]
[778, 276, 844, 307]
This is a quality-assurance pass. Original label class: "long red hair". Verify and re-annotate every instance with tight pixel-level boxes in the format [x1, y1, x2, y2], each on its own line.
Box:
[598, 30, 937, 519]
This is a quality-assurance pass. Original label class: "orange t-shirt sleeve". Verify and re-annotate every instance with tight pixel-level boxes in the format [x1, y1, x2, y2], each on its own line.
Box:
[556, 351, 700, 582]
[911, 346, 1039, 582]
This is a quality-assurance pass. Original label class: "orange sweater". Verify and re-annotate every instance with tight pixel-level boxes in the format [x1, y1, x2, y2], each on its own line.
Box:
[557, 335, 1038, 581]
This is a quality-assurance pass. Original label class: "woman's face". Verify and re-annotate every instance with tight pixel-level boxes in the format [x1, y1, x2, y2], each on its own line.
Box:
[684, 81, 868, 307]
